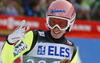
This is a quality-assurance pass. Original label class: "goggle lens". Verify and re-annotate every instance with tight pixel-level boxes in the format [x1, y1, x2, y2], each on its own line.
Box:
[49, 17, 68, 29]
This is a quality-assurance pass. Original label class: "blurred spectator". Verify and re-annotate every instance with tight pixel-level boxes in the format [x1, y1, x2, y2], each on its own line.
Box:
[0, 0, 24, 16]
[39, 0, 47, 17]
[41, 0, 55, 17]
[0, 0, 3, 14]
[40, 0, 46, 7]
[73, 0, 91, 20]
[12, 0, 24, 16]
[93, 4, 100, 20]
[90, 0, 100, 20]
[15, 0, 23, 7]
[0, 0, 100, 21]
[24, 0, 43, 17]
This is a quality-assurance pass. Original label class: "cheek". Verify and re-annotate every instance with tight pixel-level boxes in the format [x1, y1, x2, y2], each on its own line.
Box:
[51, 30, 66, 39]
[60, 31, 65, 37]
[61, 31, 66, 35]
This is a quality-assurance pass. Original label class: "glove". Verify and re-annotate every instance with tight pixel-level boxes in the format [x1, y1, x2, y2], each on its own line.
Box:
[60, 59, 70, 63]
[52, 59, 70, 63]
[7, 20, 29, 44]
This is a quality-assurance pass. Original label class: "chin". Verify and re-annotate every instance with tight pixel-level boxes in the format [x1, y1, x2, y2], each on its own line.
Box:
[54, 37, 61, 39]
[53, 35, 62, 39]
[51, 30, 64, 39]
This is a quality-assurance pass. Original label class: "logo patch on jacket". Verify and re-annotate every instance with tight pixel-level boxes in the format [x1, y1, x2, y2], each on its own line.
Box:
[37, 45, 46, 55]
[38, 31, 45, 37]
[13, 41, 28, 57]
[67, 40, 72, 46]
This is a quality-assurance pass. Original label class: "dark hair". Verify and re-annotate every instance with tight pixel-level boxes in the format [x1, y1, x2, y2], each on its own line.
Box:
[29, 0, 40, 9]
[75, 0, 82, 4]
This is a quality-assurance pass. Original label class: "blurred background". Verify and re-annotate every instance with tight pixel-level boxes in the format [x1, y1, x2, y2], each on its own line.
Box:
[0, 0, 100, 63]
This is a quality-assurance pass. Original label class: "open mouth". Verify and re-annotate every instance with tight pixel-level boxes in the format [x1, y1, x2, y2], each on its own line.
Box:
[53, 31, 60, 34]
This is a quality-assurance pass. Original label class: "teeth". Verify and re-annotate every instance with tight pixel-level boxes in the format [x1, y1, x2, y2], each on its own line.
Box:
[54, 31, 60, 34]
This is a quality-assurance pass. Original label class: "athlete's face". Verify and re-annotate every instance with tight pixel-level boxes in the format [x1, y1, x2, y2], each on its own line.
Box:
[50, 27, 66, 39]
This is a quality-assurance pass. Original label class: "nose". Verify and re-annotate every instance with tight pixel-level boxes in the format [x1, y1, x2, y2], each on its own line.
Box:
[54, 26, 60, 31]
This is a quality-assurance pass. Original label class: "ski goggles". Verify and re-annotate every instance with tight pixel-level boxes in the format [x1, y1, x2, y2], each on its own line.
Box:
[47, 16, 70, 30]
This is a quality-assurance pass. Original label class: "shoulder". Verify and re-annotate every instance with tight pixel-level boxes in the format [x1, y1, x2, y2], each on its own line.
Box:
[66, 40, 77, 62]
[24, 29, 40, 41]
[25, 31, 33, 38]
[32, 29, 47, 37]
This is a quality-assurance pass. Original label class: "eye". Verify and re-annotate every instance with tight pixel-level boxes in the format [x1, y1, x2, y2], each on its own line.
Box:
[60, 21, 67, 27]
[51, 20, 56, 26]
[49, 18, 56, 27]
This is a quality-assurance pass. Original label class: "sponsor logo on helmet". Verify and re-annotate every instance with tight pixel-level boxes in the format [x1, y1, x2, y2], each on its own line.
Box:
[50, 8, 66, 15]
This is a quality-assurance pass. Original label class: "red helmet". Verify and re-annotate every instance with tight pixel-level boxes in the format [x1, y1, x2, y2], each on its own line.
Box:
[46, 0, 76, 32]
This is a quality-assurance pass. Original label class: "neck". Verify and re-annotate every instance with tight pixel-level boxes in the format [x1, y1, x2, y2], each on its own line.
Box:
[47, 30, 66, 43]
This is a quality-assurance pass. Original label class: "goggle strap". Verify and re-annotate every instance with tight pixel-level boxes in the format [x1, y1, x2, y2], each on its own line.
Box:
[70, 14, 76, 24]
